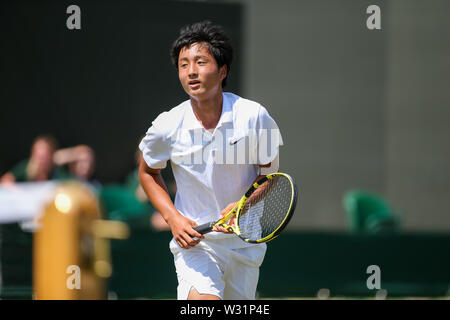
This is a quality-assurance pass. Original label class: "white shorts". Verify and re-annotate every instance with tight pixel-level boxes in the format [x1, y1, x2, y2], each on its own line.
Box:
[169, 233, 267, 300]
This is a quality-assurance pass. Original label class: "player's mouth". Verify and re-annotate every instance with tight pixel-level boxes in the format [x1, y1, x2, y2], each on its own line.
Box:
[188, 80, 201, 89]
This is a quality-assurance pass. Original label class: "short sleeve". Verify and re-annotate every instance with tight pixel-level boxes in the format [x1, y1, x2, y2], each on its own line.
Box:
[138, 123, 171, 169]
[255, 106, 283, 165]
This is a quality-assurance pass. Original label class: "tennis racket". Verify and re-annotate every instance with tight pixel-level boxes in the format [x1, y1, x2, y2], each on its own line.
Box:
[193, 172, 298, 243]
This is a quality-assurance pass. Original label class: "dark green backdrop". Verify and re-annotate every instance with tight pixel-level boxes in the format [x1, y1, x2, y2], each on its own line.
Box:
[0, 0, 242, 183]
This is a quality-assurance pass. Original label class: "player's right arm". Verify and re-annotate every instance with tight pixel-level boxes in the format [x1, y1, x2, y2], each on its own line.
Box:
[138, 157, 204, 249]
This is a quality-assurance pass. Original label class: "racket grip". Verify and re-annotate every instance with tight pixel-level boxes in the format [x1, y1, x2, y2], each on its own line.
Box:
[193, 222, 215, 234]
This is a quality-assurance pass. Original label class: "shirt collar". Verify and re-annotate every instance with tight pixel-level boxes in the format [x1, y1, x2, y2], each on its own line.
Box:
[182, 92, 233, 131]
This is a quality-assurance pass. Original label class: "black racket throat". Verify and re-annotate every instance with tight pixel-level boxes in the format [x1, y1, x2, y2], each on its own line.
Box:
[245, 176, 269, 198]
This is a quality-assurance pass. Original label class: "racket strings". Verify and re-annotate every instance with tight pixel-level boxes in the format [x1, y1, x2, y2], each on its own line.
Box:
[238, 176, 293, 241]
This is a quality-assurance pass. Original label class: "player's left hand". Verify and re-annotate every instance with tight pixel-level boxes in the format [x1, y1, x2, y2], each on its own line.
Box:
[214, 202, 238, 233]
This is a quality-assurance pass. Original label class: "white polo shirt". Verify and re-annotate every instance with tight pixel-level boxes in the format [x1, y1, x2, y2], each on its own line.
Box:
[139, 92, 283, 227]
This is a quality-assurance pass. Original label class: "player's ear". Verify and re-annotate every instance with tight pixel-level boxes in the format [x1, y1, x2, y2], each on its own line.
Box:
[219, 65, 227, 81]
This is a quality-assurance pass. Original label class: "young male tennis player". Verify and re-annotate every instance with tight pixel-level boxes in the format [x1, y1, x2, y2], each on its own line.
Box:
[138, 21, 283, 300]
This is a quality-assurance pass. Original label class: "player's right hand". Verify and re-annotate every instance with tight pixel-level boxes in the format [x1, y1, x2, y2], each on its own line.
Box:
[168, 214, 204, 249]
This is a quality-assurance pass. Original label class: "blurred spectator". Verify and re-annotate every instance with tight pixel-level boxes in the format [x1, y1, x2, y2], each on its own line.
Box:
[53, 144, 98, 185]
[0, 135, 71, 184]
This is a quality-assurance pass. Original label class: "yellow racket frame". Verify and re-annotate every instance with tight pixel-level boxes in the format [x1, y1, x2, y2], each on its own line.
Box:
[215, 172, 298, 243]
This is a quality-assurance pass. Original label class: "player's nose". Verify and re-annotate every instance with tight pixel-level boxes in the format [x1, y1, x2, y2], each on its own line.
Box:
[188, 64, 198, 77]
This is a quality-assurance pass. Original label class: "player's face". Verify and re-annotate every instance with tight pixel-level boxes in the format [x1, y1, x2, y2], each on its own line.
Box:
[178, 42, 226, 101]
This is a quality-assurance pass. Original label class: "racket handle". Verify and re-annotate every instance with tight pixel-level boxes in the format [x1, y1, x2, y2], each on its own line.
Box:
[193, 222, 215, 234]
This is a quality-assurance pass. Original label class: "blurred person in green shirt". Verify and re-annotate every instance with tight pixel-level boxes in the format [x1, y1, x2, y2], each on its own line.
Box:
[0, 135, 71, 184]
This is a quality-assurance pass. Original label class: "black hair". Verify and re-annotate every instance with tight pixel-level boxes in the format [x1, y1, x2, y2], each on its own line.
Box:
[170, 21, 233, 88]
[32, 134, 58, 151]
